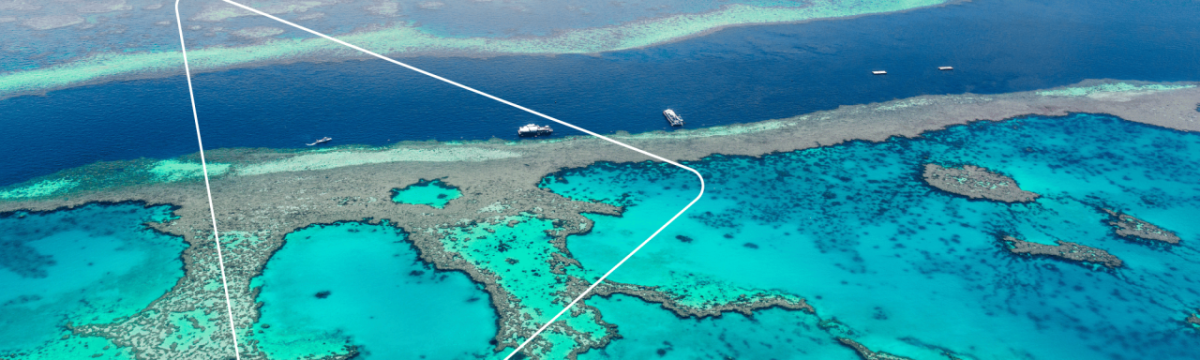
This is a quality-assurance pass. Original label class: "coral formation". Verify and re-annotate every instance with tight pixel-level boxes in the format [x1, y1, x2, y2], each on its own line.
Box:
[837, 338, 915, 360]
[1102, 209, 1181, 244]
[922, 164, 1040, 203]
[571, 277, 815, 318]
[1000, 236, 1122, 268]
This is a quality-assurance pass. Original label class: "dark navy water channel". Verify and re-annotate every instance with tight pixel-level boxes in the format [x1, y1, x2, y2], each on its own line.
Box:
[2, 0, 1198, 186]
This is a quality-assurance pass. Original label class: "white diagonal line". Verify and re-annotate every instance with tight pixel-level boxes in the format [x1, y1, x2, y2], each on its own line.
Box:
[174, 1, 242, 359]
[216, 1, 706, 358]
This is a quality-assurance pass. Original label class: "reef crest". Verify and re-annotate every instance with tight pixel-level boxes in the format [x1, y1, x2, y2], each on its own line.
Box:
[1103, 209, 1181, 244]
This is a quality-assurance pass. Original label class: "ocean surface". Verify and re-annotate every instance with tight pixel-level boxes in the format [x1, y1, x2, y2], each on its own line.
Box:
[542, 114, 1200, 359]
[4, 0, 1200, 186]
[0, 203, 186, 358]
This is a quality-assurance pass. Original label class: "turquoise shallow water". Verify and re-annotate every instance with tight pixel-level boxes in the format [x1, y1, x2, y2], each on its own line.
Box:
[253, 221, 497, 359]
[581, 294, 839, 359]
[392, 179, 463, 209]
[0, 203, 186, 357]
[544, 114, 1200, 359]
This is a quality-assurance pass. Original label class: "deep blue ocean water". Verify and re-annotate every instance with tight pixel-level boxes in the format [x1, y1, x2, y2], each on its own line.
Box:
[3, 0, 1200, 186]
[542, 114, 1200, 359]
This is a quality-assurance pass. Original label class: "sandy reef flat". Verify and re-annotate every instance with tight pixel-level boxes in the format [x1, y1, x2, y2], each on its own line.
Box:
[1, 79, 1198, 359]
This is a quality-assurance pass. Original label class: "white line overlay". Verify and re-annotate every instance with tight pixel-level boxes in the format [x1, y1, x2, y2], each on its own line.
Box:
[173, 1, 241, 359]
[178, 1, 706, 358]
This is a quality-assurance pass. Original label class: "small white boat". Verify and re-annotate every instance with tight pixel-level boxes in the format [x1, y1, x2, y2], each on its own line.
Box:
[663, 109, 684, 127]
[518, 124, 553, 137]
[306, 136, 332, 146]
[939, 66, 954, 71]
[872, 70, 887, 75]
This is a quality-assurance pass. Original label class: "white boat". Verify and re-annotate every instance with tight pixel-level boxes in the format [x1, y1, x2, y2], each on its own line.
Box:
[939, 66, 954, 71]
[518, 124, 553, 137]
[306, 136, 332, 146]
[663, 109, 684, 127]
[872, 70, 887, 75]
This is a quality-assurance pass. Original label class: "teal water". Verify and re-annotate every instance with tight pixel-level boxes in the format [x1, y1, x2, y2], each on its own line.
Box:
[391, 179, 463, 209]
[253, 222, 497, 359]
[544, 114, 1200, 359]
[0, 203, 186, 357]
[581, 294, 837, 359]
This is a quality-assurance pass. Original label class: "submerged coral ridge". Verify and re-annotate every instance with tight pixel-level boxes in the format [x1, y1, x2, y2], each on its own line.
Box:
[391, 179, 463, 209]
[0, 235, 55, 278]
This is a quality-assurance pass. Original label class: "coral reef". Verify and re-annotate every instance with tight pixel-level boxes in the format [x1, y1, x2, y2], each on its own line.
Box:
[1102, 209, 1181, 244]
[0, 238, 54, 278]
[922, 164, 1040, 203]
[837, 338, 915, 360]
[1000, 236, 1122, 269]
[570, 277, 815, 318]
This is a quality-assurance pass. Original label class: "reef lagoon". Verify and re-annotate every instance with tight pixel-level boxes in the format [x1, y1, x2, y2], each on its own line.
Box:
[391, 179, 463, 209]
[0, 203, 186, 359]
[544, 113, 1200, 359]
[252, 221, 496, 359]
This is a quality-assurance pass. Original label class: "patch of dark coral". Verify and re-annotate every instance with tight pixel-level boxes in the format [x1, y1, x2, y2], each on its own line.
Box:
[922, 164, 1040, 203]
[1102, 209, 1181, 245]
[1000, 236, 1122, 269]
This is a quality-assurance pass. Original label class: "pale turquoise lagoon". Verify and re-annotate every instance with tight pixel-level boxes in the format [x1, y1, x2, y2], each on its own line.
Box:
[252, 222, 496, 359]
[391, 179, 463, 209]
[0, 204, 186, 358]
